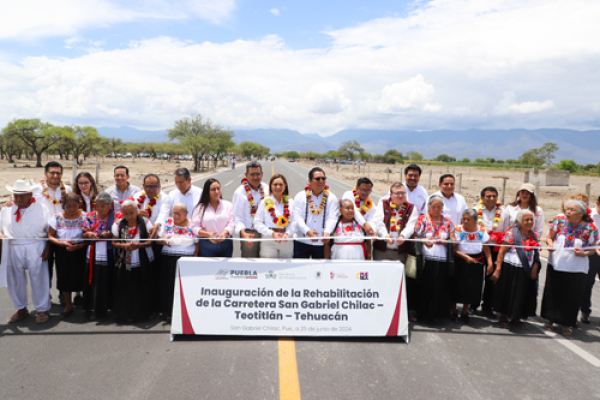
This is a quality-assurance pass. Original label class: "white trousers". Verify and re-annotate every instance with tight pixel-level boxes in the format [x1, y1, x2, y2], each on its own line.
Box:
[7, 244, 51, 312]
[260, 238, 293, 259]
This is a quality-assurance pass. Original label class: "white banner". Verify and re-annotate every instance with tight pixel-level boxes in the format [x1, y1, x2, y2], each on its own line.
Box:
[171, 258, 408, 342]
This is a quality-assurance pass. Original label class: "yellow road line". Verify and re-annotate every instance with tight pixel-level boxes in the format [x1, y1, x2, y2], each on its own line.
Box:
[271, 160, 275, 175]
[278, 338, 301, 400]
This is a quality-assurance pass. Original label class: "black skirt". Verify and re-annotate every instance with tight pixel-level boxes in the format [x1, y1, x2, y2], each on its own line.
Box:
[493, 262, 537, 320]
[416, 259, 451, 320]
[453, 253, 485, 305]
[161, 254, 182, 317]
[541, 264, 587, 327]
[54, 244, 86, 292]
[113, 263, 154, 320]
[83, 257, 113, 315]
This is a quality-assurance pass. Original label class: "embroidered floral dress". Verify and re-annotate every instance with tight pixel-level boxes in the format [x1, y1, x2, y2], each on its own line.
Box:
[502, 229, 540, 268]
[82, 211, 110, 262]
[49, 213, 86, 243]
[414, 215, 455, 261]
[331, 221, 366, 260]
[548, 216, 599, 273]
[159, 218, 198, 256]
[455, 226, 490, 255]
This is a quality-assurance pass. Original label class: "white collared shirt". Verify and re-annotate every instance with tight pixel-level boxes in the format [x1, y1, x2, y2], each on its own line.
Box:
[381, 183, 428, 216]
[33, 183, 73, 215]
[293, 189, 339, 246]
[169, 185, 202, 219]
[232, 182, 270, 234]
[373, 200, 419, 249]
[133, 192, 173, 226]
[254, 196, 295, 237]
[427, 191, 468, 226]
[477, 205, 504, 243]
[499, 204, 545, 239]
[107, 183, 141, 214]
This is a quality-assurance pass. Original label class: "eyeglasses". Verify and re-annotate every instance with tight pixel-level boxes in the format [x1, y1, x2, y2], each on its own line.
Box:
[312, 177, 326, 181]
[248, 173, 262, 177]
[144, 185, 160, 191]
[359, 189, 372, 194]
[47, 172, 62, 176]
[78, 181, 91, 186]
[391, 191, 406, 196]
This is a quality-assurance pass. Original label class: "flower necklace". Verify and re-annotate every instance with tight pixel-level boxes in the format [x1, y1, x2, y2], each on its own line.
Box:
[40, 178, 66, 206]
[389, 201, 409, 232]
[476, 200, 502, 233]
[305, 184, 329, 215]
[242, 178, 264, 221]
[352, 187, 373, 215]
[135, 192, 160, 218]
[265, 196, 290, 227]
[78, 193, 96, 212]
[336, 220, 359, 235]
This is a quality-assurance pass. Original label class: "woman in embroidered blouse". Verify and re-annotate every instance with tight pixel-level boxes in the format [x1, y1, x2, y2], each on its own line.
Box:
[491, 209, 541, 328]
[73, 172, 99, 213]
[81, 191, 115, 320]
[158, 202, 198, 320]
[452, 209, 493, 324]
[254, 174, 295, 258]
[499, 183, 544, 239]
[192, 179, 234, 257]
[542, 199, 598, 335]
[48, 193, 87, 319]
[325, 199, 371, 260]
[413, 195, 456, 322]
[111, 200, 155, 321]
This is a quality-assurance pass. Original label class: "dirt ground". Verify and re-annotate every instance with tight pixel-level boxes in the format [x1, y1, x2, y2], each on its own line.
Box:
[0, 156, 215, 202]
[298, 160, 600, 242]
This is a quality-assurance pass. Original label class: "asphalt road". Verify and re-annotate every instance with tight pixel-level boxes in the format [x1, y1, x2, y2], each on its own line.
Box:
[1, 159, 599, 400]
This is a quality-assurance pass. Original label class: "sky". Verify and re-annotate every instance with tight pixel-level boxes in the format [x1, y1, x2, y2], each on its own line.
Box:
[1, 0, 599, 136]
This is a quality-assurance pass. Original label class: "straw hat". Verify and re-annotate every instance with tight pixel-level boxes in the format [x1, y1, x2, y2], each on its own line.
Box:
[6, 179, 40, 194]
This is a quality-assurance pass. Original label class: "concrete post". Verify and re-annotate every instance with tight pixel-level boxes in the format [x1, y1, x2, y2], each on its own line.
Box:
[428, 170, 433, 189]
[586, 183, 592, 204]
[457, 173, 462, 194]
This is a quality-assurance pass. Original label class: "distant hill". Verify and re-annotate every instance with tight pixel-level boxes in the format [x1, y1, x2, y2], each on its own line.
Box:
[96, 126, 600, 164]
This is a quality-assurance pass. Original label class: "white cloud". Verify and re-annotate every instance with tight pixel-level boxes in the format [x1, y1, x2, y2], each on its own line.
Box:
[270, 8, 280, 16]
[0, 0, 236, 40]
[0, 0, 599, 134]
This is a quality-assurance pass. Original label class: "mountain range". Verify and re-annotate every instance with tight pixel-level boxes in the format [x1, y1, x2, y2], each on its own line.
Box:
[96, 126, 600, 164]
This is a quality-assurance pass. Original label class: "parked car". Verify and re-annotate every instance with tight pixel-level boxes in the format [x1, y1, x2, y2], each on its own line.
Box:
[288, 158, 295, 162]
[122, 152, 132, 158]
[340, 160, 348, 164]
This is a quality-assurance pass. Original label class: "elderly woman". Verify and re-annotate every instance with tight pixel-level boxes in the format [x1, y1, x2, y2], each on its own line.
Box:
[111, 199, 155, 322]
[413, 194, 456, 321]
[82, 191, 116, 320]
[542, 199, 598, 335]
[158, 202, 198, 320]
[192, 179, 234, 257]
[491, 209, 541, 328]
[500, 183, 544, 239]
[452, 209, 493, 323]
[254, 174, 295, 258]
[325, 199, 371, 260]
[48, 193, 87, 319]
[373, 182, 418, 263]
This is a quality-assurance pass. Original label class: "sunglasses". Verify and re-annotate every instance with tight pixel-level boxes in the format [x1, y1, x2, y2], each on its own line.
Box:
[312, 177, 326, 181]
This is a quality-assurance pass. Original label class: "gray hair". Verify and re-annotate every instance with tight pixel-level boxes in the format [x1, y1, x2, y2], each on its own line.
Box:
[515, 209, 534, 223]
[173, 202, 188, 213]
[339, 199, 354, 210]
[121, 199, 138, 211]
[96, 191, 113, 205]
[246, 161, 263, 173]
[428, 194, 444, 206]
[462, 208, 478, 221]
[174, 167, 191, 181]
[564, 199, 587, 215]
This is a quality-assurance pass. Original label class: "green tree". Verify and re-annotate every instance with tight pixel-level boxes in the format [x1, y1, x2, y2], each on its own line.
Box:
[406, 151, 423, 161]
[461, 158, 471, 163]
[338, 140, 364, 160]
[518, 142, 559, 166]
[557, 159, 578, 173]
[168, 114, 221, 172]
[435, 154, 456, 162]
[4, 118, 57, 167]
[0, 129, 26, 163]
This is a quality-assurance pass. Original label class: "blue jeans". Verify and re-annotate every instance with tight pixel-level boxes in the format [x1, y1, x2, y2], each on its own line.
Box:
[199, 239, 233, 257]
[293, 241, 325, 259]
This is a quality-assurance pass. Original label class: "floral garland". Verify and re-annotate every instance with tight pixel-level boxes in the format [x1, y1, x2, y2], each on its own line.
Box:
[40, 178, 66, 206]
[265, 197, 290, 228]
[476, 200, 502, 233]
[389, 201, 409, 232]
[78, 194, 96, 212]
[335, 221, 360, 235]
[305, 184, 329, 215]
[242, 178, 265, 221]
[134, 192, 160, 218]
[352, 187, 373, 215]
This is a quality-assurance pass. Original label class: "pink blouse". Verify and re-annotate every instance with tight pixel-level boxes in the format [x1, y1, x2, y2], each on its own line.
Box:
[191, 199, 234, 237]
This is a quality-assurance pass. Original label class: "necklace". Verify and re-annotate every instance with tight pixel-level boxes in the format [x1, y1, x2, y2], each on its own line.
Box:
[265, 196, 290, 227]
[135, 192, 160, 218]
[242, 178, 264, 221]
[352, 187, 373, 215]
[78, 193, 96, 212]
[389, 201, 409, 232]
[40, 179, 66, 205]
[305, 184, 329, 215]
[477, 201, 502, 233]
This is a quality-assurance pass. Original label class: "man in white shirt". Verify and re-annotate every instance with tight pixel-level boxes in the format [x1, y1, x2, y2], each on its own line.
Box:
[427, 173, 467, 226]
[341, 177, 375, 236]
[106, 165, 141, 215]
[169, 168, 202, 219]
[293, 167, 338, 259]
[232, 161, 270, 257]
[380, 164, 428, 216]
[1, 179, 52, 324]
[32, 161, 72, 302]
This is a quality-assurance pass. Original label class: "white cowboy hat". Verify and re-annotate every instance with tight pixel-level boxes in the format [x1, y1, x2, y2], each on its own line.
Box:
[6, 179, 40, 194]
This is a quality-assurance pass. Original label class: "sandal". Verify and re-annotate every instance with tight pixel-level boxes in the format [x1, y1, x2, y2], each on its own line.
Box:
[36, 311, 50, 324]
[562, 326, 572, 336]
[7, 309, 29, 323]
[544, 320, 553, 331]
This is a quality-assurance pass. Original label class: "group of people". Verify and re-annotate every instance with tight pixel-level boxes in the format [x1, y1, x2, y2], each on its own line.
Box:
[0, 160, 598, 336]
